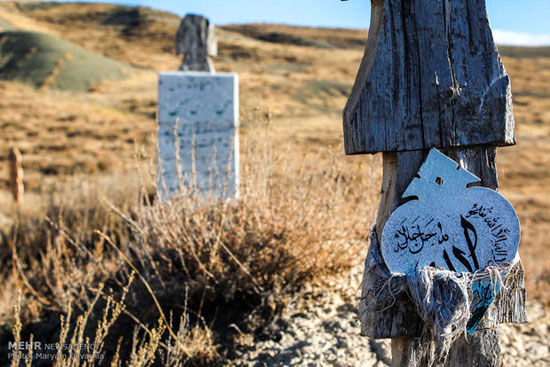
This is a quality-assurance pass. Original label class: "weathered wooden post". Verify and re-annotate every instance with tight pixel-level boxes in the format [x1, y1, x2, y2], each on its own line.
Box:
[8, 147, 24, 203]
[176, 14, 217, 72]
[343, 1, 527, 366]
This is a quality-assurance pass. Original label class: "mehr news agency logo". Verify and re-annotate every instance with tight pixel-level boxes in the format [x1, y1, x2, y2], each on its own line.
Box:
[8, 341, 104, 361]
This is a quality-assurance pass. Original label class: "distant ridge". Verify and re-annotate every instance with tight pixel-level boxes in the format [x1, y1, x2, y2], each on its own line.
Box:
[223, 24, 368, 49]
[498, 46, 550, 59]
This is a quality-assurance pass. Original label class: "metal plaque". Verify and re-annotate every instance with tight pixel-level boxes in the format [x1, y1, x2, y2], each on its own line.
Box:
[381, 149, 520, 332]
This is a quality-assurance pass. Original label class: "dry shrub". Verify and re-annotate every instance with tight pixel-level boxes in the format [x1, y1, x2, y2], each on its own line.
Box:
[0, 128, 380, 365]
[7, 276, 218, 367]
[0, 173, 139, 263]
[130, 131, 377, 305]
[0, 173, 142, 321]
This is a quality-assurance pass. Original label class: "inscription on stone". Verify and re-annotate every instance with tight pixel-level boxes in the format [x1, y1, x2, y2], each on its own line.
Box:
[158, 72, 239, 199]
[381, 149, 520, 331]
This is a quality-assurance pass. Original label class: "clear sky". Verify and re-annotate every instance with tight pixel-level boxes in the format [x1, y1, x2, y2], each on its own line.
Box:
[56, 0, 550, 45]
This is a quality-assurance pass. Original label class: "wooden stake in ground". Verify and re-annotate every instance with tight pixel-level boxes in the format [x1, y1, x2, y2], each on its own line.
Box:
[176, 14, 217, 72]
[343, 1, 527, 366]
[8, 147, 24, 203]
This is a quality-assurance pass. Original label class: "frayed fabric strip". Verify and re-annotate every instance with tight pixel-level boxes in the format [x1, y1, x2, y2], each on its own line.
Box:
[359, 227, 518, 366]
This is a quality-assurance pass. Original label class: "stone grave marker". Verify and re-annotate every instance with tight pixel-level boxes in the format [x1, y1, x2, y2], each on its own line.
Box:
[342, 0, 527, 366]
[158, 15, 239, 200]
[176, 14, 217, 72]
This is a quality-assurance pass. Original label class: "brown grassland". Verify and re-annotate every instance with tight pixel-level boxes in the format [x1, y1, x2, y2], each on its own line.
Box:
[0, 2, 548, 365]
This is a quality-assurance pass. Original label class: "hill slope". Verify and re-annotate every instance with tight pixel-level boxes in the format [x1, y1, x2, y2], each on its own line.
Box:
[0, 30, 132, 91]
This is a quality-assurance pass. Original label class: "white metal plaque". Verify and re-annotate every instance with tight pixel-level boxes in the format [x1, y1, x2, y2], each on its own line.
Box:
[381, 149, 520, 332]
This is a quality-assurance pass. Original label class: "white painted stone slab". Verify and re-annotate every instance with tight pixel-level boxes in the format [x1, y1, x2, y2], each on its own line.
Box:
[158, 72, 239, 199]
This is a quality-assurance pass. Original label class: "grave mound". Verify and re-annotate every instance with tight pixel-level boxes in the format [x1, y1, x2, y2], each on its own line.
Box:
[0, 30, 132, 91]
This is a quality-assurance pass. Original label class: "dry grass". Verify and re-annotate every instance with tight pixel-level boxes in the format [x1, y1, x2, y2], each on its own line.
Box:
[7, 275, 219, 366]
[0, 79, 156, 190]
[0, 2, 548, 365]
[497, 51, 550, 303]
[0, 125, 379, 365]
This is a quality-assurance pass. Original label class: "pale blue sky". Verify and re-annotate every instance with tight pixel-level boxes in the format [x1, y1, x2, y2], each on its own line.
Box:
[57, 0, 550, 45]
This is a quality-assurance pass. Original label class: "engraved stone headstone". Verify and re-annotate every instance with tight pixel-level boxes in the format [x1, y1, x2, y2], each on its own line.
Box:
[381, 148, 520, 332]
[157, 72, 239, 199]
[176, 14, 217, 72]
[158, 13, 238, 200]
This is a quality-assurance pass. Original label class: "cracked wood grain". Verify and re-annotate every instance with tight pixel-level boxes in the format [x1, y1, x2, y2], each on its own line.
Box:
[343, 0, 515, 155]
